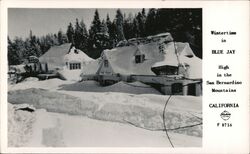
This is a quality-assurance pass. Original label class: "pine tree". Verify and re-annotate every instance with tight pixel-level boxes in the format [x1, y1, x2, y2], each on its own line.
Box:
[66, 22, 75, 45]
[74, 18, 81, 48]
[57, 29, 63, 45]
[140, 8, 147, 36]
[57, 30, 68, 45]
[115, 9, 125, 41]
[106, 14, 118, 48]
[145, 8, 157, 35]
[89, 9, 102, 49]
[28, 30, 42, 57]
[98, 19, 110, 49]
[8, 37, 21, 65]
[88, 9, 108, 58]
[12, 37, 26, 64]
[89, 9, 101, 36]
[123, 13, 134, 39]
[136, 12, 143, 37]
[79, 19, 89, 52]
[132, 17, 140, 38]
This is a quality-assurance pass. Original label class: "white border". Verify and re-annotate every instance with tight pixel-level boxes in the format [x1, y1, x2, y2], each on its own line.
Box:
[1, 0, 249, 153]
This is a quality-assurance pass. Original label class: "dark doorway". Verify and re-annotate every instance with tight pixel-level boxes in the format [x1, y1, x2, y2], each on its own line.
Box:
[188, 84, 196, 96]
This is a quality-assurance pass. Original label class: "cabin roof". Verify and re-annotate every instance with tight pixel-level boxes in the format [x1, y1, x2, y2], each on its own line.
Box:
[64, 47, 93, 63]
[39, 43, 72, 69]
[100, 41, 201, 79]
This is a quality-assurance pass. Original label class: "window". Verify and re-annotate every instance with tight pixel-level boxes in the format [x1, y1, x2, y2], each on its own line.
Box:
[104, 60, 109, 67]
[135, 54, 145, 63]
[69, 63, 81, 70]
[74, 49, 79, 54]
[158, 43, 166, 53]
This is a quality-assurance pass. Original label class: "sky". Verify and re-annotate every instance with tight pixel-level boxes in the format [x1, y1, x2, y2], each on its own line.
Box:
[8, 8, 143, 40]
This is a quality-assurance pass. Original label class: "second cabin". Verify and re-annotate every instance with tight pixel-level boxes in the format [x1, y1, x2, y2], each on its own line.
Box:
[93, 33, 202, 96]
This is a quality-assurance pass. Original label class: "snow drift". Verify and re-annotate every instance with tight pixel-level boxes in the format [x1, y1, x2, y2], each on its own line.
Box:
[8, 103, 36, 147]
[8, 88, 202, 137]
[58, 81, 161, 95]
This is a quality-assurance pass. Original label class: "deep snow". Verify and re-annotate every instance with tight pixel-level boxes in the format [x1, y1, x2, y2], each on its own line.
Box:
[26, 110, 201, 147]
[8, 78, 202, 147]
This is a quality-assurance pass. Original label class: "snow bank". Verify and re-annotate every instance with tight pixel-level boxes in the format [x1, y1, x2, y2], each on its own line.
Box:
[58, 81, 161, 95]
[8, 107, 201, 147]
[103, 81, 161, 95]
[8, 78, 74, 91]
[41, 112, 201, 147]
[23, 77, 39, 82]
[9, 88, 202, 137]
[9, 79, 160, 95]
[81, 59, 100, 75]
[8, 103, 36, 147]
[58, 69, 82, 81]
[8, 88, 99, 117]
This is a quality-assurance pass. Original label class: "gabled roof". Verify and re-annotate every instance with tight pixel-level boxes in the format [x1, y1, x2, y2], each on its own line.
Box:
[81, 59, 100, 75]
[101, 41, 201, 79]
[152, 42, 195, 68]
[102, 43, 160, 75]
[64, 47, 93, 63]
[39, 43, 71, 69]
[134, 46, 144, 56]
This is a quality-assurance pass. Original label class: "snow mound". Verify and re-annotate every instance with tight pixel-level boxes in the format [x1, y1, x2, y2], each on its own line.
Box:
[58, 69, 82, 81]
[8, 78, 74, 91]
[58, 80, 161, 95]
[58, 80, 101, 92]
[103, 81, 160, 95]
[81, 59, 100, 75]
[9, 88, 202, 137]
[127, 81, 152, 87]
[8, 103, 36, 147]
[23, 77, 39, 82]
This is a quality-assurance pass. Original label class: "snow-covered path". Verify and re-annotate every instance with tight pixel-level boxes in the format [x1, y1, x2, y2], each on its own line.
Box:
[26, 110, 201, 147]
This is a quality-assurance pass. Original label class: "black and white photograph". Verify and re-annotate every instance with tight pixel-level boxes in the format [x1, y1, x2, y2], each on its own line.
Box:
[7, 8, 202, 147]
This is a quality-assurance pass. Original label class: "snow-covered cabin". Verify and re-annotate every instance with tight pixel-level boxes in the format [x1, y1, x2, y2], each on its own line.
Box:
[59, 47, 94, 81]
[97, 42, 201, 77]
[96, 38, 202, 95]
[39, 43, 72, 70]
[64, 47, 93, 70]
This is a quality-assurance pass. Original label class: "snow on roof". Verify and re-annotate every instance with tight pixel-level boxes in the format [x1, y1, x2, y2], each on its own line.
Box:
[102, 42, 163, 75]
[102, 41, 201, 78]
[176, 43, 195, 57]
[153, 42, 201, 79]
[64, 47, 93, 62]
[134, 46, 144, 56]
[146, 32, 172, 40]
[179, 55, 202, 79]
[152, 42, 180, 68]
[154, 32, 171, 37]
[81, 59, 100, 75]
[39, 43, 71, 69]
[177, 43, 202, 79]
